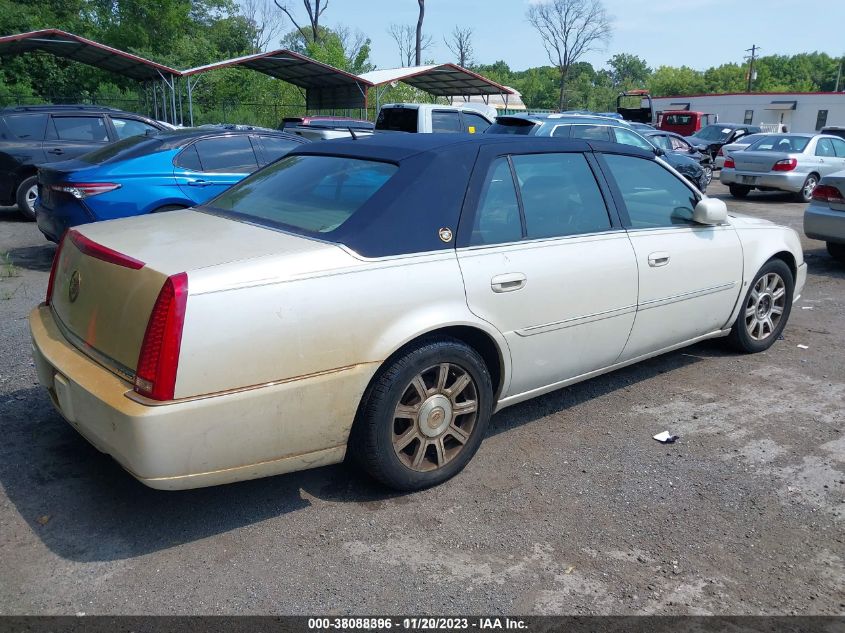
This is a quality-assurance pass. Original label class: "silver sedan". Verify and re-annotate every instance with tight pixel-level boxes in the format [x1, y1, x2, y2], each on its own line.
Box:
[720, 133, 845, 202]
[804, 169, 845, 262]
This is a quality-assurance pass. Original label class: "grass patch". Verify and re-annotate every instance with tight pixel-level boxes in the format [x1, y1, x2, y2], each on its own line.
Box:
[0, 252, 21, 278]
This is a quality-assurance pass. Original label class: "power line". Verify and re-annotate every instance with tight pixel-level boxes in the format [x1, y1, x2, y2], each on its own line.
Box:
[745, 44, 760, 93]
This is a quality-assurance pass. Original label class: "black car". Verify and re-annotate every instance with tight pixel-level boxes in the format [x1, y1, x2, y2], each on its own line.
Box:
[0, 104, 168, 219]
[644, 130, 714, 186]
[685, 123, 761, 161]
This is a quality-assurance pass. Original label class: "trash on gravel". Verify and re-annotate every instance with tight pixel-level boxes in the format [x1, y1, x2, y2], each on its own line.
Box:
[801, 306, 814, 310]
[653, 431, 679, 443]
[797, 344, 809, 349]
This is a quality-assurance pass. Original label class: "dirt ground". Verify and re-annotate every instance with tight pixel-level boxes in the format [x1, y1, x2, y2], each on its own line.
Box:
[0, 181, 842, 615]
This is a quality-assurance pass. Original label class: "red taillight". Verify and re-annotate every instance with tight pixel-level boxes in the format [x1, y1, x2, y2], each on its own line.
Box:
[772, 158, 798, 172]
[724, 157, 735, 169]
[812, 184, 845, 204]
[45, 233, 67, 305]
[69, 229, 145, 270]
[134, 273, 188, 401]
[49, 182, 120, 199]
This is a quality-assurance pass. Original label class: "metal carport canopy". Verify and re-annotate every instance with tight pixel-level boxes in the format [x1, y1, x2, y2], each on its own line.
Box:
[182, 50, 374, 110]
[0, 29, 180, 81]
[359, 64, 515, 98]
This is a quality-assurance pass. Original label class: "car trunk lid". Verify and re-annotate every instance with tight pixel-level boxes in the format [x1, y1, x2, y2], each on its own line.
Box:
[733, 150, 789, 173]
[48, 209, 347, 378]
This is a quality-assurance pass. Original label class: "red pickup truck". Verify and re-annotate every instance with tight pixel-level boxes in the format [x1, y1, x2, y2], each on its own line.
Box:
[659, 111, 715, 136]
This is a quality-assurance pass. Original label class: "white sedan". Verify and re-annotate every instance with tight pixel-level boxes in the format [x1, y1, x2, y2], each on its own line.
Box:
[30, 135, 807, 491]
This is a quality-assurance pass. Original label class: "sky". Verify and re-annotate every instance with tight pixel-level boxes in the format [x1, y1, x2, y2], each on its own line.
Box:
[254, 0, 845, 73]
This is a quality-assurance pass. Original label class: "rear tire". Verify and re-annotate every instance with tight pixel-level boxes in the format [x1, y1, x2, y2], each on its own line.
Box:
[827, 241, 845, 263]
[729, 184, 750, 199]
[15, 175, 38, 221]
[727, 259, 794, 353]
[702, 164, 713, 186]
[349, 337, 493, 491]
[795, 174, 818, 203]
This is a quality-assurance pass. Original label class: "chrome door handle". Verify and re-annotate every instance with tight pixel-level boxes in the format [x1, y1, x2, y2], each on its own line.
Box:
[491, 273, 527, 293]
[187, 179, 210, 187]
[648, 252, 670, 267]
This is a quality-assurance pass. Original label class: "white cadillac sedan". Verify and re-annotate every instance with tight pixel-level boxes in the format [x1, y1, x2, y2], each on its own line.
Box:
[30, 134, 807, 491]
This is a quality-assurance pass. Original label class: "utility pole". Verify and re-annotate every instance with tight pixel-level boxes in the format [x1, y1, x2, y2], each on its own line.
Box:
[745, 45, 760, 93]
[835, 55, 843, 92]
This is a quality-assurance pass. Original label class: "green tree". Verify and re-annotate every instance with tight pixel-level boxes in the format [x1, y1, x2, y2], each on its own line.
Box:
[607, 53, 650, 89]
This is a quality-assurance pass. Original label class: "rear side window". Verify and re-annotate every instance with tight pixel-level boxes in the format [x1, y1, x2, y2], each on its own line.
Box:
[512, 153, 611, 239]
[111, 117, 159, 140]
[816, 138, 836, 157]
[603, 154, 697, 228]
[174, 144, 202, 171]
[257, 135, 299, 164]
[432, 110, 462, 133]
[831, 138, 845, 157]
[463, 112, 491, 134]
[49, 116, 109, 142]
[2, 114, 47, 140]
[551, 125, 571, 138]
[376, 108, 418, 132]
[571, 125, 612, 141]
[209, 155, 397, 234]
[193, 136, 258, 173]
[471, 157, 522, 245]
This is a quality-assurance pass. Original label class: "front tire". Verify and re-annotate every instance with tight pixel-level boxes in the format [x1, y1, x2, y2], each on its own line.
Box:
[827, 241, 845, 263]
[350, 337, 493, 491]
[15, 175, 38, 221]
[795, 174, 818, 203]
[702, 164, 713, 187]
[729, 184, 751, 199]
[727, 259, 794, 353]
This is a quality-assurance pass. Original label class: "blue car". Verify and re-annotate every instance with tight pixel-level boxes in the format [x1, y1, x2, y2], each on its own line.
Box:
[35, 128, 308, 242]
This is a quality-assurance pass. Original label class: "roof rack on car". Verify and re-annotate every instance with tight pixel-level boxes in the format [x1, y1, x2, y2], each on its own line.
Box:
[0, 104, 123, 112]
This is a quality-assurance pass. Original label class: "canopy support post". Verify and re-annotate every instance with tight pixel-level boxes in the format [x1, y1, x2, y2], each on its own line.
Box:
[187, 77, 194, 127]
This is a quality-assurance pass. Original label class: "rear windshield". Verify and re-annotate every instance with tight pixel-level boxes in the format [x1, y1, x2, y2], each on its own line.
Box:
[375, 108, 418, 132]
[207, 155, 398, 234]
[664, 114, 693, 125]
[78, 134, 162, 164]
[485, 120, 537, 135]
[747, 135, 810, 153]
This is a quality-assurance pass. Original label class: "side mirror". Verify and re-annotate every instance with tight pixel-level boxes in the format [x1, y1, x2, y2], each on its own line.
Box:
[653, 146, 665, 157]
[693, 197, 727, 225]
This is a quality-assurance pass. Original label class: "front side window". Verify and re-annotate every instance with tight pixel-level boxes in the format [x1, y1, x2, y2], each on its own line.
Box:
[111, 117, 159, 140]
[470, 158, 522, 245]
[613, 127, 653, 150]
[603, 154, 697, 229]
[511, 153, 610, 239]
[257, 135, 299, 164]
[193, 135, 258, 173]
[49, 116, 109, 142]
[432, 110, 463, 133]
[209, 155, 397, 235]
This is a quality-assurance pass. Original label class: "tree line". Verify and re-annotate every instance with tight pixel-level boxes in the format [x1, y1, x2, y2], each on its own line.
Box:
[0, 0, 842, 125]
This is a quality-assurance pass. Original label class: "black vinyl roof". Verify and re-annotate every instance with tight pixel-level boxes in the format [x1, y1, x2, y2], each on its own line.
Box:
[0, 29, 180, 80]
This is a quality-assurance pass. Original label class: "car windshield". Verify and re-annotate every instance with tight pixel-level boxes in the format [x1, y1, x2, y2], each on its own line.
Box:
[206, 155, 398, 234]
[694, 125, 733, 142]
[747, 135, 810, 153]
[78, 134, 160, 164]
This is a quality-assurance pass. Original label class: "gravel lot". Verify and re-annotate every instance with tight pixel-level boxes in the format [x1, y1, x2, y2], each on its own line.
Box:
[0, 182, 842, 616]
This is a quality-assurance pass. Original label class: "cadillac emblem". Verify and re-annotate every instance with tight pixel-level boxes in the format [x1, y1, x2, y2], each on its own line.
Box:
[68, 270, 80, 303]
[438, 227, 453, 243]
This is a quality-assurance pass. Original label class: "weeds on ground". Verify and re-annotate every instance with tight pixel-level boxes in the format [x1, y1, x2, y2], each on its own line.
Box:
[1, 252, 21, 279]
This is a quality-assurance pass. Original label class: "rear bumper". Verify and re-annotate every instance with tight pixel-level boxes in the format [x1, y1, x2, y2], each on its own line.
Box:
[35, 198, 92, 243]
[29, 304, 372, 490]
[804, 204, 845, 244]
[720, 169, 806, 192]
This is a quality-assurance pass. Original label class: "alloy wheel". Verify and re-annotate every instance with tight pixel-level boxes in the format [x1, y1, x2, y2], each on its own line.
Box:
[392, 362, 479, 472]
[744, 272, 786, 341]
[25, 184, 37, 213]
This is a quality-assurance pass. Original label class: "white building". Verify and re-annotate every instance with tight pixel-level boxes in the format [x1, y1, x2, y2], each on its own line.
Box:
[651, 92, 845, 133]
